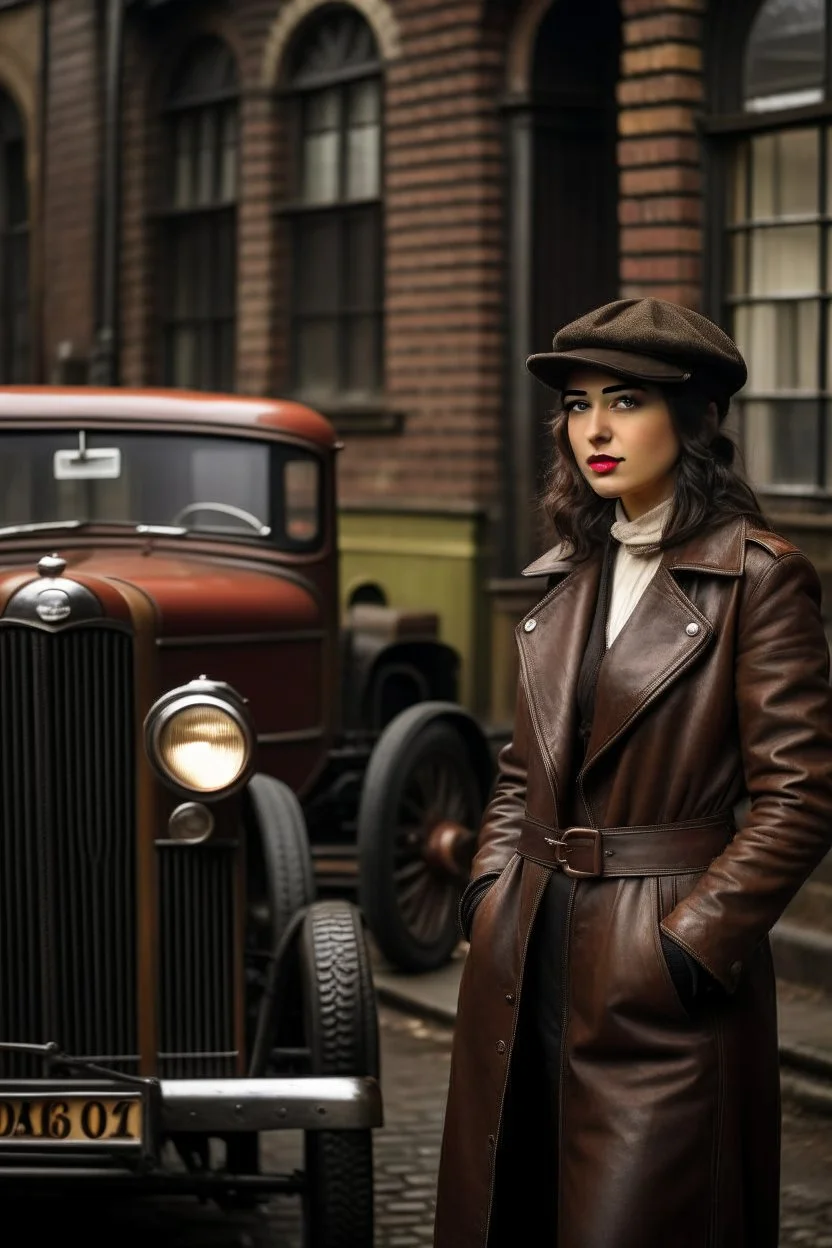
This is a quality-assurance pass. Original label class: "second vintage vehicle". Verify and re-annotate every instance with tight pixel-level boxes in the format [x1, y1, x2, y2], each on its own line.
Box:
[0, 386, 492, 1233]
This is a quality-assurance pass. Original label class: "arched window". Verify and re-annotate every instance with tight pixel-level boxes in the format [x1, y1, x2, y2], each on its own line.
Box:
[160, 37, 238, 391]
[715, 0, 832, 491]
[283, 6, 383, 405]
[0, 91, 29, 382]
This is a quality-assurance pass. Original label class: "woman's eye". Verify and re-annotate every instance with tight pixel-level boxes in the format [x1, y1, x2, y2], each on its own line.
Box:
[613, 395, 638, 411]
[566, 401, 589, 414]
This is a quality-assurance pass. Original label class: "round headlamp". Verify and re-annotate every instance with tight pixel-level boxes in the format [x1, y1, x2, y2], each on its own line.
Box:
[144, 678, 254, 797]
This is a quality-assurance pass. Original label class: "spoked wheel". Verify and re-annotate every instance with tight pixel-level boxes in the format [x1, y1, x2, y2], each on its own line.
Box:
[300, 900, 379, 1248]
[358, 706, 484, 972]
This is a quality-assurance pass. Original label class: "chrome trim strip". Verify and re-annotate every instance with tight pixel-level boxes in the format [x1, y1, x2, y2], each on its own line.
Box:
[159, 1075, 382, 1132]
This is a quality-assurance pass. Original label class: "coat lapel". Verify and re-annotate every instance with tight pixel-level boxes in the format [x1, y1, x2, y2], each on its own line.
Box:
[517, 550, 601, 824]
[580, 517, 747, 774]
[581, 565, 713, 774]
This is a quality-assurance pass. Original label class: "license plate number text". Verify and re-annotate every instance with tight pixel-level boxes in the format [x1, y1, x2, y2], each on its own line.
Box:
[0, 1095, 143, 1143]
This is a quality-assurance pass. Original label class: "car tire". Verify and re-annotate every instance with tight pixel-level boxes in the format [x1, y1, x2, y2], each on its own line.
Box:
[247, 773, 316, 945]
[300, 899, 378, 1248]
[358, 709, 483, 973]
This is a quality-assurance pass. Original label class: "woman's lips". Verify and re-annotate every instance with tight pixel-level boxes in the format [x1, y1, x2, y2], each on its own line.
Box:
[587, 457, 622, 475]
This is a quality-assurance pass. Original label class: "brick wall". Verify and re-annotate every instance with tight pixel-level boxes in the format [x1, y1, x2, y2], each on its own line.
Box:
[335, 0, 507, 510]
[44, 0, 100, 374]
[618, 0, 706, 310]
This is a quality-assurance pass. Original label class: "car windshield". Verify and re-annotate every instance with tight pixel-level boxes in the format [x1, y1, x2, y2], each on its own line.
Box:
[0, 430, 321, 550]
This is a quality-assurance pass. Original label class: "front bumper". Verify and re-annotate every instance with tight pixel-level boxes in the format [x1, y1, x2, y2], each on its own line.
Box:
[159, 1074, 383, 1132]
[0, 1074, 382, 1178]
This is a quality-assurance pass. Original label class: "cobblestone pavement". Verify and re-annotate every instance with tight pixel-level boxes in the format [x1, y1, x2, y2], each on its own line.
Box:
[10, 1004, 832, 1245]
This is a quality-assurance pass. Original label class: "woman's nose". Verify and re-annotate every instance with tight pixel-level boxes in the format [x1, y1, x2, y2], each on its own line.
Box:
[585, 408, 612, 443]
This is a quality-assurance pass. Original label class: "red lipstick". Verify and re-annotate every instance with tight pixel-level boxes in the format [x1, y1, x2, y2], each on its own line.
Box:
[587, 455, 622, 475]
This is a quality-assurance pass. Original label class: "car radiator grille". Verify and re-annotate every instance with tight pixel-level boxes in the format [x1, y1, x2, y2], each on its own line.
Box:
[158, 846, 238, 1078]
[0, 625, 137, 1078]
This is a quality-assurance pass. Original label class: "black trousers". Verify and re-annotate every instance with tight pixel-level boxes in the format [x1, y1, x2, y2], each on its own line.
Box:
[487, 870, 571, 1244]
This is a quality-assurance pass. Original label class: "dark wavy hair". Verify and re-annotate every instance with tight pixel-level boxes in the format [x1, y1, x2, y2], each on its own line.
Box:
[541, 383, 770, 562]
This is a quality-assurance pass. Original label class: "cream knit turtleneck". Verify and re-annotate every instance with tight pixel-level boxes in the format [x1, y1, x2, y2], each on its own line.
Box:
[606, 496, 673, 647]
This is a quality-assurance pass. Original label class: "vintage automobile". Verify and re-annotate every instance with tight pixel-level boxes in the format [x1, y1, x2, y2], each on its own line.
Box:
[0, 386, 492, 1231]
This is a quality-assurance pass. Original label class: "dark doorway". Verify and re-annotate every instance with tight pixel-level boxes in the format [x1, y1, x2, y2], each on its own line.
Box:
[0, 91, 29, 383]
[531, 0, 620, 374]
[505, 0, 621, 567]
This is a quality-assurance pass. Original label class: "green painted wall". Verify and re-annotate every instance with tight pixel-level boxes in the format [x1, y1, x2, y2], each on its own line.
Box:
[338, 508, 490, 715]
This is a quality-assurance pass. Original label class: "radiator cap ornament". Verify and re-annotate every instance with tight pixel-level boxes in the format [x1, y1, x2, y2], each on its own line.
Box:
[38, 553, 67, 577]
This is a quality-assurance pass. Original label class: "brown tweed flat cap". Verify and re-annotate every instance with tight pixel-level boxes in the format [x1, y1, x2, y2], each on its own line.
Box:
[526, 298, 747, 410]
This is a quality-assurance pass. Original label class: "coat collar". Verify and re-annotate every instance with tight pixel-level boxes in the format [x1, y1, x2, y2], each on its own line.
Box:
[521, 515, 748, 580]
[515, 514, 749, 827]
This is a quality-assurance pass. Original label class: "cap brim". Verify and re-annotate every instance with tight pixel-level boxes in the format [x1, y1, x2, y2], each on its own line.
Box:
[525, 346, 691, 393]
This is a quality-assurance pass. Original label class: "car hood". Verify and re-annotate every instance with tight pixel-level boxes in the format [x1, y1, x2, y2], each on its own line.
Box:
[0, 548, 320, 637]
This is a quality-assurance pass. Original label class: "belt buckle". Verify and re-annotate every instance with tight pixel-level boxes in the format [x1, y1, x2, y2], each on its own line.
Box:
[544, 826, 603, 878]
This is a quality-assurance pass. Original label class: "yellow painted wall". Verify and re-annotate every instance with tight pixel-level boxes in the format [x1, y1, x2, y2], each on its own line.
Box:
[338, 508, 490, 715]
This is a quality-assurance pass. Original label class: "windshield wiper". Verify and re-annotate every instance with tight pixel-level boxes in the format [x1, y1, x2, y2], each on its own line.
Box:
[0, 520, 86, 538]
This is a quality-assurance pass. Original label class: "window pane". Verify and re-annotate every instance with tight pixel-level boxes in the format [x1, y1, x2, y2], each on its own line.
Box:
[743, 400, 818, 486]
[302, 131, 340, 204]
[220, 107, 237, 201]
[6, 140, 26, 226]
[347, 121, 380, 200]
[174, 115, 195, 209]
[172, 227, 194, 316]
[779, 129, 818, 215]
[749, 224, 818, 294]
[730, 233, 748, 295]
[349, 80, 380, 126]
[296, 318, 339, 394]
[302, 89, 340, 205]
[214, 211, 236, 316]
[750, 134, 776, 219]
[171, 326, 198, 388]
[197, 109, 218, 205]
[734, 300, 818, 391]
[345, 207, 381, 308]
[345, 314, 380, 394]
[296, 216, 340, 314]
[730, 141, 749, 224]
[284, 458, 320, 542]
[745, 0, 824, 112]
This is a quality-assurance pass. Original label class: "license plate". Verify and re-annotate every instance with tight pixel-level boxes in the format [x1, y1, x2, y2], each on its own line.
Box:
[0, 1093, 144, 1145]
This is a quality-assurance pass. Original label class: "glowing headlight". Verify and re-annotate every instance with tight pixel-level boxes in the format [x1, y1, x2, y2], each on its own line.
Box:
[145, 679, 254, 797]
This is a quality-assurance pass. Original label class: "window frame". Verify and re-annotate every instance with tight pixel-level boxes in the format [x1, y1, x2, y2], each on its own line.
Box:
[157, 37, 240, 395]
[705, 0, 832, 497]
[277, 8, 396, 433]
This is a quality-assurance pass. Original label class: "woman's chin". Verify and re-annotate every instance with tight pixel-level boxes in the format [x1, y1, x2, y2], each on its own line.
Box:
[584, 473, 623, 499]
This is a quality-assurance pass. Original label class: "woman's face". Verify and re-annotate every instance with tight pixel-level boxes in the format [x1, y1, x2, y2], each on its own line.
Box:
[563, 368, 681, 519]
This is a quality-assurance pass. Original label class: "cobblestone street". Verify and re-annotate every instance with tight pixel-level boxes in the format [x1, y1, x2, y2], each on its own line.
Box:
[13, 1003, 832, 1246]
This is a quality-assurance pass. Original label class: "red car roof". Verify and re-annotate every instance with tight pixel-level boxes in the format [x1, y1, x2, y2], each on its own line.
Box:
[0, 386, 340, 449]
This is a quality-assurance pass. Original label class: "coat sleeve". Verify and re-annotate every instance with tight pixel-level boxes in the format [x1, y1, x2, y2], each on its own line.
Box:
[471, 674, 531, 877]
[661, 551, 832, 993]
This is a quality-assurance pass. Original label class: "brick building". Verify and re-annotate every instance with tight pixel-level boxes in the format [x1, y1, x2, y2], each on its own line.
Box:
[0, 0, 828, 721]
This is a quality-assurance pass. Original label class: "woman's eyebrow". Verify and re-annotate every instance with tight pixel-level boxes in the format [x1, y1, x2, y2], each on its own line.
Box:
[602, 383, 641, 394]
[562, 389, 586, 399]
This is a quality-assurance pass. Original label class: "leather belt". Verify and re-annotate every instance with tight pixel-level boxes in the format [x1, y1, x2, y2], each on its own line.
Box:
[517, 814, 734, 879]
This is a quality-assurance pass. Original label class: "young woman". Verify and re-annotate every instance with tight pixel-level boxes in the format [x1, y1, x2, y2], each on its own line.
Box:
[434, 298, 832, 1248]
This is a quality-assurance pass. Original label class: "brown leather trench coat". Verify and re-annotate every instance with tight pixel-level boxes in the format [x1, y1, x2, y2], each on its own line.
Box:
[434, 515, 832, 1248]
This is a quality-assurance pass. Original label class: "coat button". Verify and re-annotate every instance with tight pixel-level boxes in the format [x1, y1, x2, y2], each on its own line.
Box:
[505, 993, 515, 1005]
[496, 1040, 506, 1054]
[685, 621, 700, 636]
[524, 618, 537, 633]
